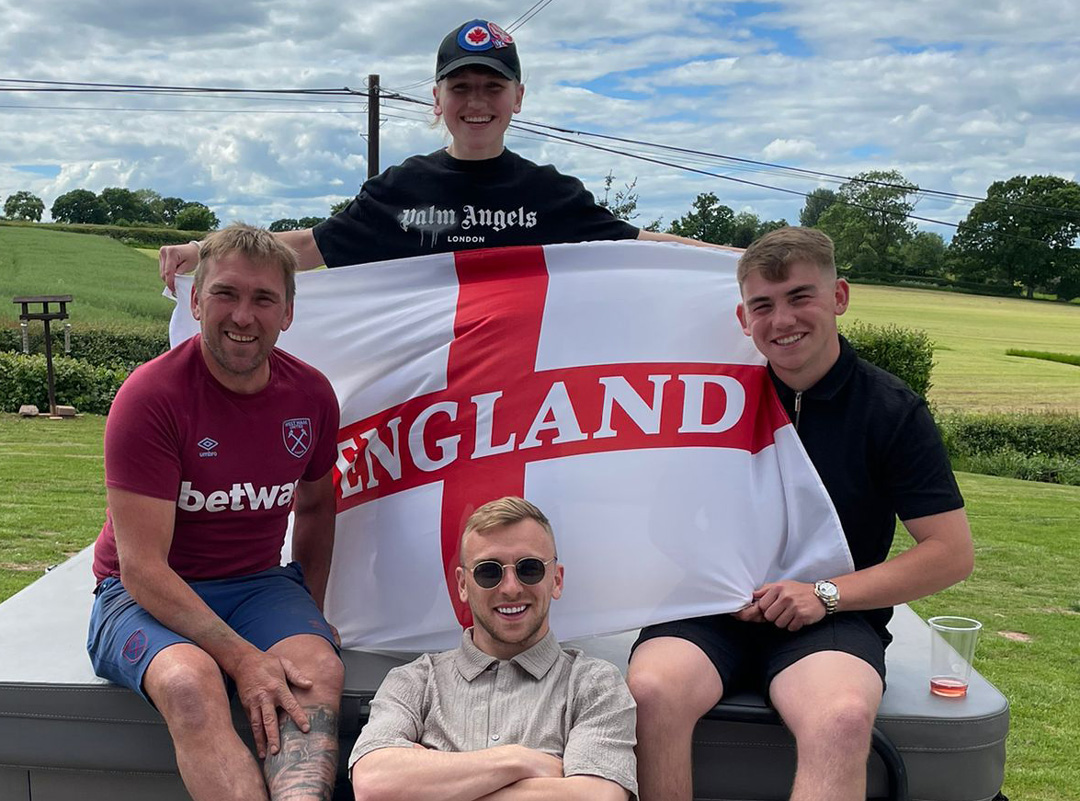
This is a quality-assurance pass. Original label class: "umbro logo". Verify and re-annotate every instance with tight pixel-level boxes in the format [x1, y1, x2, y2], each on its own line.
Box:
[197, 437, 218, 458]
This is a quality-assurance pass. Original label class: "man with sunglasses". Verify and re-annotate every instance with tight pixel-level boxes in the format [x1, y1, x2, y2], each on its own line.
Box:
[349, 497, 637, 801]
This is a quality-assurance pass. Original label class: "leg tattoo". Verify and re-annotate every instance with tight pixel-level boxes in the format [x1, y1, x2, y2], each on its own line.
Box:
[264, 704, 339, 801]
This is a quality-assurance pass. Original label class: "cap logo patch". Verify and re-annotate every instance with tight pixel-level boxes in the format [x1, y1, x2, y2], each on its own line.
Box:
[488, 22, 514, 49]
[459, 21, 494, 51]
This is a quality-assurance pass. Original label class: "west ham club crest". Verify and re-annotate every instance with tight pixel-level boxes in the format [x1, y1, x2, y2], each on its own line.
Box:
[283, 418, 312, 458]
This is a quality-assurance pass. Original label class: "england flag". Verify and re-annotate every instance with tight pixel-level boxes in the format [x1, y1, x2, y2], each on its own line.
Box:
[171, 241, 853, 650]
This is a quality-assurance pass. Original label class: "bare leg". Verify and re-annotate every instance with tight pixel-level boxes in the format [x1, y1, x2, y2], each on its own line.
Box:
[145, 643, 268, 801]
[628, 637, 723, 801]
[263, 634, 344, 801]
[770, 651, 883, 801]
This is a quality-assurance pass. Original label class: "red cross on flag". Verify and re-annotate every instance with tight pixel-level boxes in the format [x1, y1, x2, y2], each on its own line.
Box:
[171, 242, 854, 650]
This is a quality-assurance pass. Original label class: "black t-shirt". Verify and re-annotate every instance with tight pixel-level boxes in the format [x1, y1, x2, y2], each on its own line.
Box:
[769, 335, 965, 638]
[312, 148, 639, 267]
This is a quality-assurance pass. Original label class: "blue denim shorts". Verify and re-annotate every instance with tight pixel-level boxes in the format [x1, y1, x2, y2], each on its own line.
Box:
[87, 562, 337, 701]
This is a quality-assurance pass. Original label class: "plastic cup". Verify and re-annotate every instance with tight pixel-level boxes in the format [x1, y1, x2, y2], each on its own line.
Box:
[928, 616, 982, 698]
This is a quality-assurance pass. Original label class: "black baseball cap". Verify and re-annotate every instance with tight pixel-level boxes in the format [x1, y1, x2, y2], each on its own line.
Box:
[436, 19, 521, 82]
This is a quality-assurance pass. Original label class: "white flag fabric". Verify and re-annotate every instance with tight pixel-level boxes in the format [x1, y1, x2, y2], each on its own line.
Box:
[170, 241, 853, 650]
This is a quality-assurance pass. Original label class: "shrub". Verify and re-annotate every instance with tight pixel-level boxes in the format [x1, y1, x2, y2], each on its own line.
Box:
[952, 449, 1080, 486]
[1005, 349, 1080, 368]
[937, 411, 1080, 459]
[67, 325, 168, 370]
[0, 352, 128, 415]
[0, 219, 202, 248]
[1, 324, 168, 371]
[840, 319, 935, 398]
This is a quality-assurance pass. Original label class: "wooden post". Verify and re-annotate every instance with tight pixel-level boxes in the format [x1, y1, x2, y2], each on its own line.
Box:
[12, 295, 72, 417]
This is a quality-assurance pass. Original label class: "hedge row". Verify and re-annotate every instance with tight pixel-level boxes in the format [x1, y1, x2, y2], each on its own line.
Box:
[847, 272, 1025, 299]
[951, 449, 1080, 486]
[1006, 349, 1080, 368]
[0, 325, 168, 371]
[840, 319, 934, 399]
[938, 411, 1080, 486]
[0, 219, 203, 248]
[937, 411, 1080, 459]
[0, 352, 128, 415]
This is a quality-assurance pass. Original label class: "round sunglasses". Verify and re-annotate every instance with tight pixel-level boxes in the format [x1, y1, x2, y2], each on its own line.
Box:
[468, 556, 557, 589]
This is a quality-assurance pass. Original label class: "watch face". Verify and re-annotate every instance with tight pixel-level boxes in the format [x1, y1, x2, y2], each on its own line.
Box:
[817, 581, 838, 599]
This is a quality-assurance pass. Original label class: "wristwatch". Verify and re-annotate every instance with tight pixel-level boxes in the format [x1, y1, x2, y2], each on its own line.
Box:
[814, 580, 840, 615]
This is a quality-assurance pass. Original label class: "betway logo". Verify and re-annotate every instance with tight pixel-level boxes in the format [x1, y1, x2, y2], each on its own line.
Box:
[177, 480, 299, 513]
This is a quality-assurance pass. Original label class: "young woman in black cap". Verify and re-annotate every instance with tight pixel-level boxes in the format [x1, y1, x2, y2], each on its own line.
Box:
[161, 19, 712, 290]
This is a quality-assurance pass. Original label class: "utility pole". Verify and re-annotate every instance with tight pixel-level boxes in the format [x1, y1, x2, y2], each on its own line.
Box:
[367, 74, 380, 178]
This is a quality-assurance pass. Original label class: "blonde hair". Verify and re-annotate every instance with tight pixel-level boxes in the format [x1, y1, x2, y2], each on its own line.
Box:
[461, 496, 555, 561]
[737, 226, 835, 286]
[194, 223, 298, 303]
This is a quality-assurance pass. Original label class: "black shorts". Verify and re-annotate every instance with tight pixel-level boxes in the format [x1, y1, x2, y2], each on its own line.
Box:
[633, 612, 887, 698]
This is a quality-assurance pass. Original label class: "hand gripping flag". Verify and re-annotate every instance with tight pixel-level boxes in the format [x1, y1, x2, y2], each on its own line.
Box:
[171, 241, 853, 650]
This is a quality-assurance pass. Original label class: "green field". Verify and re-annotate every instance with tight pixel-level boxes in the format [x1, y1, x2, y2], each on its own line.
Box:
[845, 284, 1080, 413]
[4, 226, 1079, 414]
[0, 225, 173, 327]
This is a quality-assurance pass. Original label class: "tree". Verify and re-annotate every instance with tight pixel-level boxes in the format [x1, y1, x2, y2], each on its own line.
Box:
[817, 170, 917, 273]
[330, 199, 351, 216]
[899, 231, 947, 277]
[175, 203, 220, 232]
[951, 174, 1080, 299]
[597, 171, 639, 221]
[757, 218, 788, 239]
[160, 197, 187, 226]
[3, 191, 45, 221]
[133, 188, 165, 224]
[799, 188, 838, 228]
[99, 186, 143, 225]
[729, 213, 789, 248]
[50, 189, 108, 224]
[269, 218, 301, 232]
[668, 193, 735, 245]
[298, 216, 324, 229]
[730, 211, 762, 249]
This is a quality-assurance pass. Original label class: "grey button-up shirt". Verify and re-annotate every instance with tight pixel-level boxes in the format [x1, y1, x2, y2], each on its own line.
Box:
[350, 629, 637, 797]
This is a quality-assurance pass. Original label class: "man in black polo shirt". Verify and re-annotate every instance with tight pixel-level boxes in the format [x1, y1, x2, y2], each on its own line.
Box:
[628, 226, 975, 801]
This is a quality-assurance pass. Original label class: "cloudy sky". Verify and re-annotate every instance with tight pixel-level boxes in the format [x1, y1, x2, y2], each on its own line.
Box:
[1, 0, 1077, 235]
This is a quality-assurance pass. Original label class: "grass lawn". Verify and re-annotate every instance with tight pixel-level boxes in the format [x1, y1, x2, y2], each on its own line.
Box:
[1, 412, 1078, 799]
[0, 414, 105, 599]
[898, 472, 1080, 801]
[0, 226, 173, 328]
[845, 284, 1080, 413]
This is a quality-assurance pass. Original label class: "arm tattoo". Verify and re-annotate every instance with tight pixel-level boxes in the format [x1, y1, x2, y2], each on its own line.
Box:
[264, 704, 339, 801]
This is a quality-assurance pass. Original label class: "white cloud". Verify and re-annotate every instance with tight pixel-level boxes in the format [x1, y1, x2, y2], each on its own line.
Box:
[762, 138, 820, 161]
[0, 0, 1077, 232]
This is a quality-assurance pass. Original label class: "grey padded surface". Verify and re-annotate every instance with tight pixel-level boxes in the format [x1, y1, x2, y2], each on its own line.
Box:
[0, 547, 1007, 800]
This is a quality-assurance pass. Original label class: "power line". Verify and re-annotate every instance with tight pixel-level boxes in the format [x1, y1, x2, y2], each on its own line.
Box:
[5, 76, 1077, 225]
[507, 0, 557, 32]
[0, 103, 366, 115]
[0, 77, 361, 97]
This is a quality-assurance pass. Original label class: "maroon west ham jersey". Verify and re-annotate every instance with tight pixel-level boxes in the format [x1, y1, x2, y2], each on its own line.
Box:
[92, 335, 339, 583]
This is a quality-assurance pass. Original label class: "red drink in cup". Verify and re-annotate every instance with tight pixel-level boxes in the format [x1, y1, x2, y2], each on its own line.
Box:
[928, 616, 981, 698]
